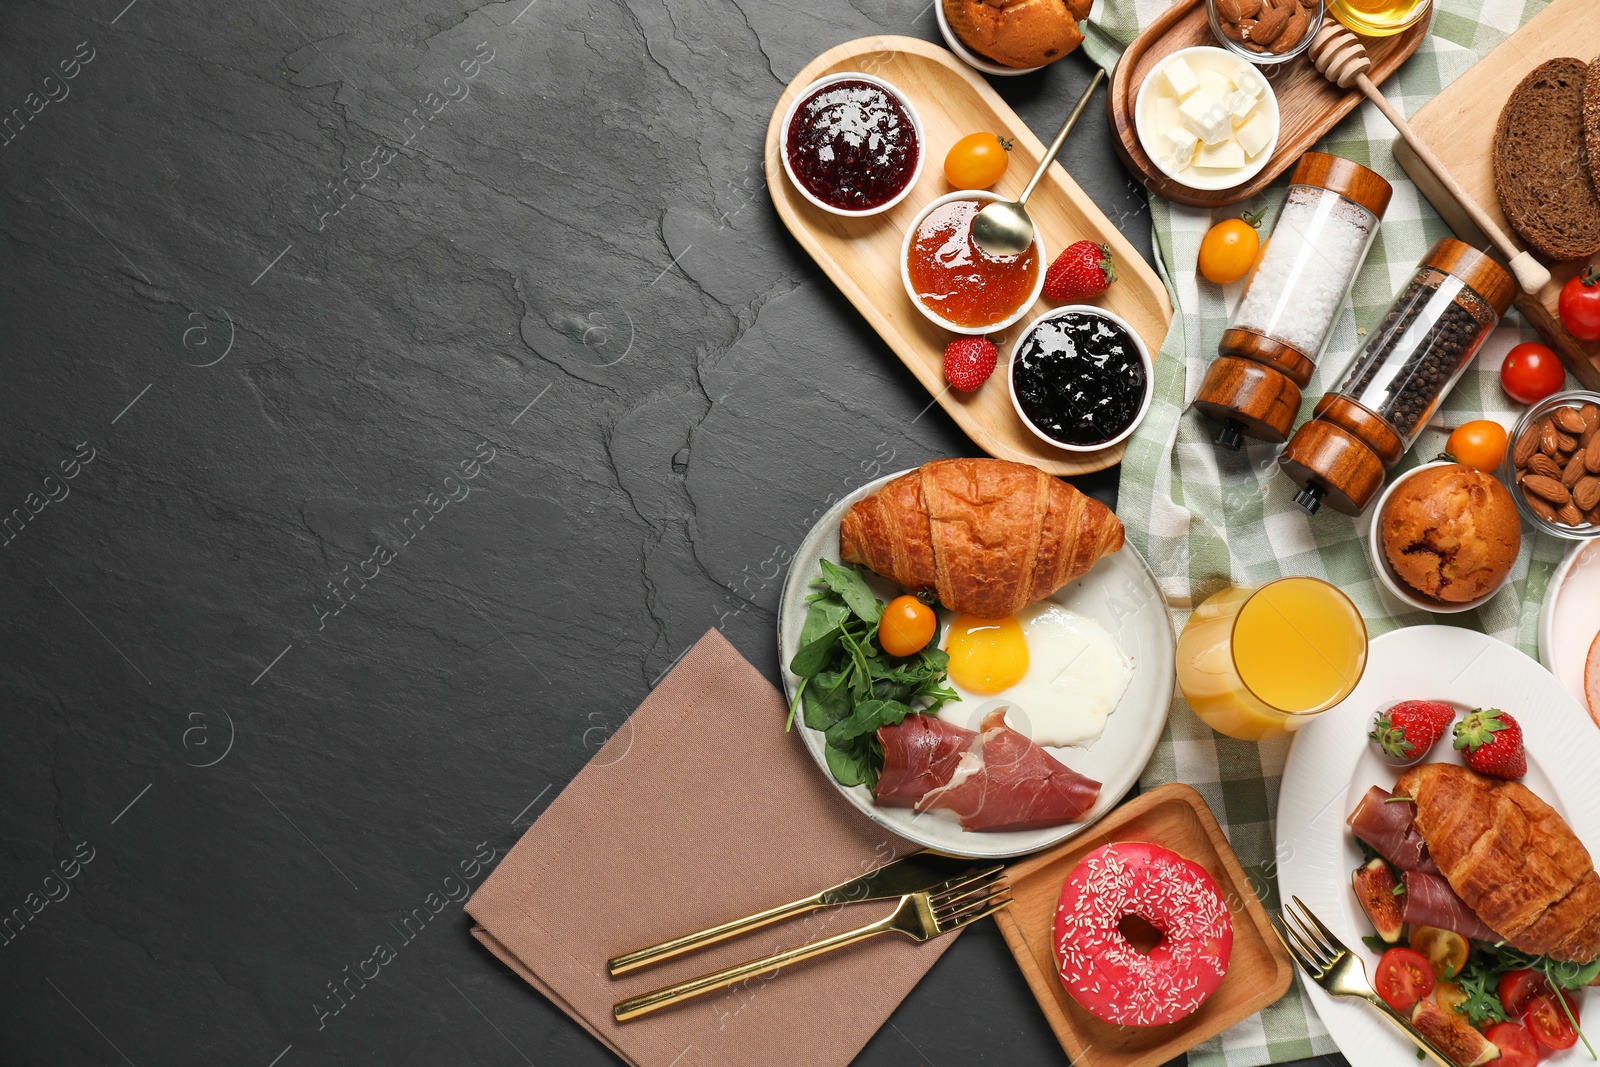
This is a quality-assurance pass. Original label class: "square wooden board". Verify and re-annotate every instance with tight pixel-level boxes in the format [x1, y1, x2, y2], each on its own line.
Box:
[993, 783, 1293, 1067]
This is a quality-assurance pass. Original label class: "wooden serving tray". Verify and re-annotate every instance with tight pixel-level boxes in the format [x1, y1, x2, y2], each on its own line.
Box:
[1109, 0, 1428, 208]
[1393, 0, 1600, 388]
[764, 37, 1174, 476]
[994, 783, 1293, 1067]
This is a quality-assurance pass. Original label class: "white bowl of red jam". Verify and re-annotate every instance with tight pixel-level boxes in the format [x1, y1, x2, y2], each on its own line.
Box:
[899, 190, 1047, 335]
[781, 72, 926, 217]
[1008, 306, 1154, 452]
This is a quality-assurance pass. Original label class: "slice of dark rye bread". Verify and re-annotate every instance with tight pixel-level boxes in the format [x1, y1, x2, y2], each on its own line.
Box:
[1588, 56, 1600, 201]
[1493, 57, 1600, 262]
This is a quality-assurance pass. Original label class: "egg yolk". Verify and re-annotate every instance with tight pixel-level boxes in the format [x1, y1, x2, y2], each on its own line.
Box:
[945, 614, 1029, 694]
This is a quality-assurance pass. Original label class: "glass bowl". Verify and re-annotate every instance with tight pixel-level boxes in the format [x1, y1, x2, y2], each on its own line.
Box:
[1501, 390, 1600, 541]
[1206, 0, 1325, 65]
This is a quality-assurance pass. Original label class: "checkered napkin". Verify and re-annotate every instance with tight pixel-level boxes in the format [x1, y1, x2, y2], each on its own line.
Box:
[1084, 2, 1571, 1063]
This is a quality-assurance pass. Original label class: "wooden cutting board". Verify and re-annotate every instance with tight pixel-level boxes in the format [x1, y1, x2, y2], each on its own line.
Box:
[764, 37, 1174, 476]
[1394, 0, 1600, 387]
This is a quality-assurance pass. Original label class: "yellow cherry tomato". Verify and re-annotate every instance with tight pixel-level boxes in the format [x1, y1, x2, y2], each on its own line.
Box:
[879, 595, 937, 657]
[1434, 981, 1469, 1016]
[1410, 926, 1470, 982]
[1446, 419, 1508, 472]
[1198, 213, 1263, 285]
[944, 133, 1012, 190]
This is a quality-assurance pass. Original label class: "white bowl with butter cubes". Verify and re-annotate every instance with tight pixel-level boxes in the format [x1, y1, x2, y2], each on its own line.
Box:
[1134, 46, 1280, 192]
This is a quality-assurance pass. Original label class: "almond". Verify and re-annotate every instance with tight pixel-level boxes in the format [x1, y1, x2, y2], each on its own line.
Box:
[1513, 428, 1540, 466]
[1249, 1, 1291, 44]
[1559, 502, 1586, 526]
[1583, 403, 1600, 433]
[1218, 0, 1262, 19]
[1576, 476, 1600, 512]
[1541, 417, 1561, 456]
[1524, 474, 1572, 505]
[1566, 452, 1590, 487]
[1588, 505, 1600, 526]
[1588, 433, 1600, 473]
[1525, 487, 1559, 522]
[1554, 406, 1587, 434]
[1220, 17, 1248, 41]
[1276, 6, 1310, 49]
[1559, 431, 1579, 453]
[1528, 453, 1564, 480]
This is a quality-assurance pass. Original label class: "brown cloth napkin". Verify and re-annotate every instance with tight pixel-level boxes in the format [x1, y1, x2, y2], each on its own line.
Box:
[466, 629, 963, 1067]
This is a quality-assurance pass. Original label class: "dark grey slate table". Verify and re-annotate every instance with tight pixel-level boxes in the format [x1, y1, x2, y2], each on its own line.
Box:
[0, 0, 1343, 1063]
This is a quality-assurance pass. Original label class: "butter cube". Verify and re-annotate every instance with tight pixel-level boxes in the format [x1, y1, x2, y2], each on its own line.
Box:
[1197, 69, 1233, 103]
[1231, 63, 1269, 101]
[1226, 89, 1258, 124]
[1155, 126, 1199, 171]
[1196, 138, 1245, 170]
[1155, 96, 1181, 132]
[1235, 112, 1273, 157]
[1162, 57, 1200, 99]
[1178, 91, 1232, 145]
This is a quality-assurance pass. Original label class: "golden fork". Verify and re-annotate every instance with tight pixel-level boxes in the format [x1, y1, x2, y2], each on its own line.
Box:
[613, 868, 1011, 1022]
[1272, 895, 1456, 1067]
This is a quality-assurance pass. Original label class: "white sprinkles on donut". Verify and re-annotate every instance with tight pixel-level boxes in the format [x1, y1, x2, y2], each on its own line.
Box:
[1053, 841, 1234, 1026]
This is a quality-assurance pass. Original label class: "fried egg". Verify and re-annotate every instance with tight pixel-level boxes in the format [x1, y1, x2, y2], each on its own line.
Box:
[938, 602, 1134, 747]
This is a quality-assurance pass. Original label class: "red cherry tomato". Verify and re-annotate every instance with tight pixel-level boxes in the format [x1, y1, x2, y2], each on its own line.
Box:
[1501, 343, 1566, 405]
[1525, 991, 1581, 1051]
[1498, 969, 1550, 1018]
[1374, 947, 1436, 1012]
[1485, 1022, 1541, 1067]
[1560, 268, 1600, 341]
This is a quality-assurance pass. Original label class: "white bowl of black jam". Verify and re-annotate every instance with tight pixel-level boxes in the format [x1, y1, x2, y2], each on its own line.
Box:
[1008, 306, 1153, 452]
[781, 72, 925, 218]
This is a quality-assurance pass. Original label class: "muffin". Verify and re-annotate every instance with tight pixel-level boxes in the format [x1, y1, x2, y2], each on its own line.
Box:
[1381, 464, 1520, 603]
[943, 0, 1091, 69]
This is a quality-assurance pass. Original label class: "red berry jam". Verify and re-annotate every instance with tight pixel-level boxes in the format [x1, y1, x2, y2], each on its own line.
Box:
[1013, 311, 1146, 446]
[906, 198, 1039, 328]
[785, 78, 919, 212]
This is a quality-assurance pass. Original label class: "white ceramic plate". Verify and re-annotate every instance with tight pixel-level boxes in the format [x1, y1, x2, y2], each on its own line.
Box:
[934, 0, 1045, 77]
[1540, 540, 1600, 714]
[1277, 626, 1600, 1066]
[777, 469, 1175, 859]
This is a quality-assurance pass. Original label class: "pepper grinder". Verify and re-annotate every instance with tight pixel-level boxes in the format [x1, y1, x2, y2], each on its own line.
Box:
[1194, 153, 1392, 449]
[1279, 238, 1516, 515]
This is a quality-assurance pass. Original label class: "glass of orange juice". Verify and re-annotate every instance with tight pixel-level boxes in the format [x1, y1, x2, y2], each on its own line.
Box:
[1176, 577, 1368, 741]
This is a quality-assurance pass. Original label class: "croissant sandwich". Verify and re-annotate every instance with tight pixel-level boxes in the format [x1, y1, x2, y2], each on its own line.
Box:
[1395, 763, 1600, 963]
[839, 458, 1123, 620]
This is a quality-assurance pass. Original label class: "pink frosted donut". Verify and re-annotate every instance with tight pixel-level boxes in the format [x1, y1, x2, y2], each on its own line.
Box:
[1053, 841, 1233, 1026]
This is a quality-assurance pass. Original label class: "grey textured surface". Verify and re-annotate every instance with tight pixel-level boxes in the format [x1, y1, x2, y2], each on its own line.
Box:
[0, 0, 1342, 1064]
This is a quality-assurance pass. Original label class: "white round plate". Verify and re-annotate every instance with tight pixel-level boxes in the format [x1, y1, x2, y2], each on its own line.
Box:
[1540, 539, 1600, 713]
[778, 469, 1175, 859]
[1276, 626, 1600, 1066]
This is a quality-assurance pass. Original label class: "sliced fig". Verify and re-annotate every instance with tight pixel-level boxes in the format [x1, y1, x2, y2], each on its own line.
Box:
[1410, 999, 1500, 1066]
[1353, 858, 1404, 944]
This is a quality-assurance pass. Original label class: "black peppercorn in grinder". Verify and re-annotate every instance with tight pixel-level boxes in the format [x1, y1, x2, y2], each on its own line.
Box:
[1278, 238, 1515, 516]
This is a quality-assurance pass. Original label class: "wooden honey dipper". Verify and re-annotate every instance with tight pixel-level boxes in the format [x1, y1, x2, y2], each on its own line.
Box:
[1307, 22, 1551, 295]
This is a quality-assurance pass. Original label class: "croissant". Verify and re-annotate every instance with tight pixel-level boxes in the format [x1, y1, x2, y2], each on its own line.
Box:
[1395, 763, 1600, 962]
[839, 458, 1123, 620]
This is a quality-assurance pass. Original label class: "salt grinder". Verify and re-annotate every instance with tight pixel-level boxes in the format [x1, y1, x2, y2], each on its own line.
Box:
[1279, 238, 1516, 516]
[1194, 153, 1393, 449]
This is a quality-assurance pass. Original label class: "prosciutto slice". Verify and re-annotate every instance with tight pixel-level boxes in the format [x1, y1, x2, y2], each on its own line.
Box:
[916, 710, 1101, 832]
[1347, 786, 1441, 875]
[873, 715, 976, 807]
[1402, 871, 1499, 942]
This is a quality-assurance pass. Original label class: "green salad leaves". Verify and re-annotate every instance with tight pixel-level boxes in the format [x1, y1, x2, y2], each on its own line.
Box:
[786, 560, 958, 789]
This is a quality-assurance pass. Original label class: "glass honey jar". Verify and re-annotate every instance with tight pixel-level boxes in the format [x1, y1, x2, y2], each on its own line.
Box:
[1278, 237, 1516, 515]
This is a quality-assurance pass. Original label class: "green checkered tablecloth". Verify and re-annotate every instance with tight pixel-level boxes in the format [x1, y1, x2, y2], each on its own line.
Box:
[1084, 1, 1573, 1064]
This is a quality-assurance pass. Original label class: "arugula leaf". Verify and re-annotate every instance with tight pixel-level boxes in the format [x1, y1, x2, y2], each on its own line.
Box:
[802, 670, 852, 730]
[790, 626, 844, 678]
[1453, 958, 1510, 1028]
[1361, 935, 1391, 954]
[825, 698, 915, 747]
[818, 560, 883, 625]
[824, 737, 873, 788]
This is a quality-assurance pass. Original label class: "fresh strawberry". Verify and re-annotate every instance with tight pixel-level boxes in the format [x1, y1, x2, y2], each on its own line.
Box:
[1043, 240, 1117, 302]
[1453, 707, 1526, 780]
[1369, 700, 1455, 765]
[942, 336, 997, 391]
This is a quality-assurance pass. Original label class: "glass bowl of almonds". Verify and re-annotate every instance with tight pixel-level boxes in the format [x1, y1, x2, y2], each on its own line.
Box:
[1503, 390, 1600, 540]
[1207, 0, 1324, 65]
